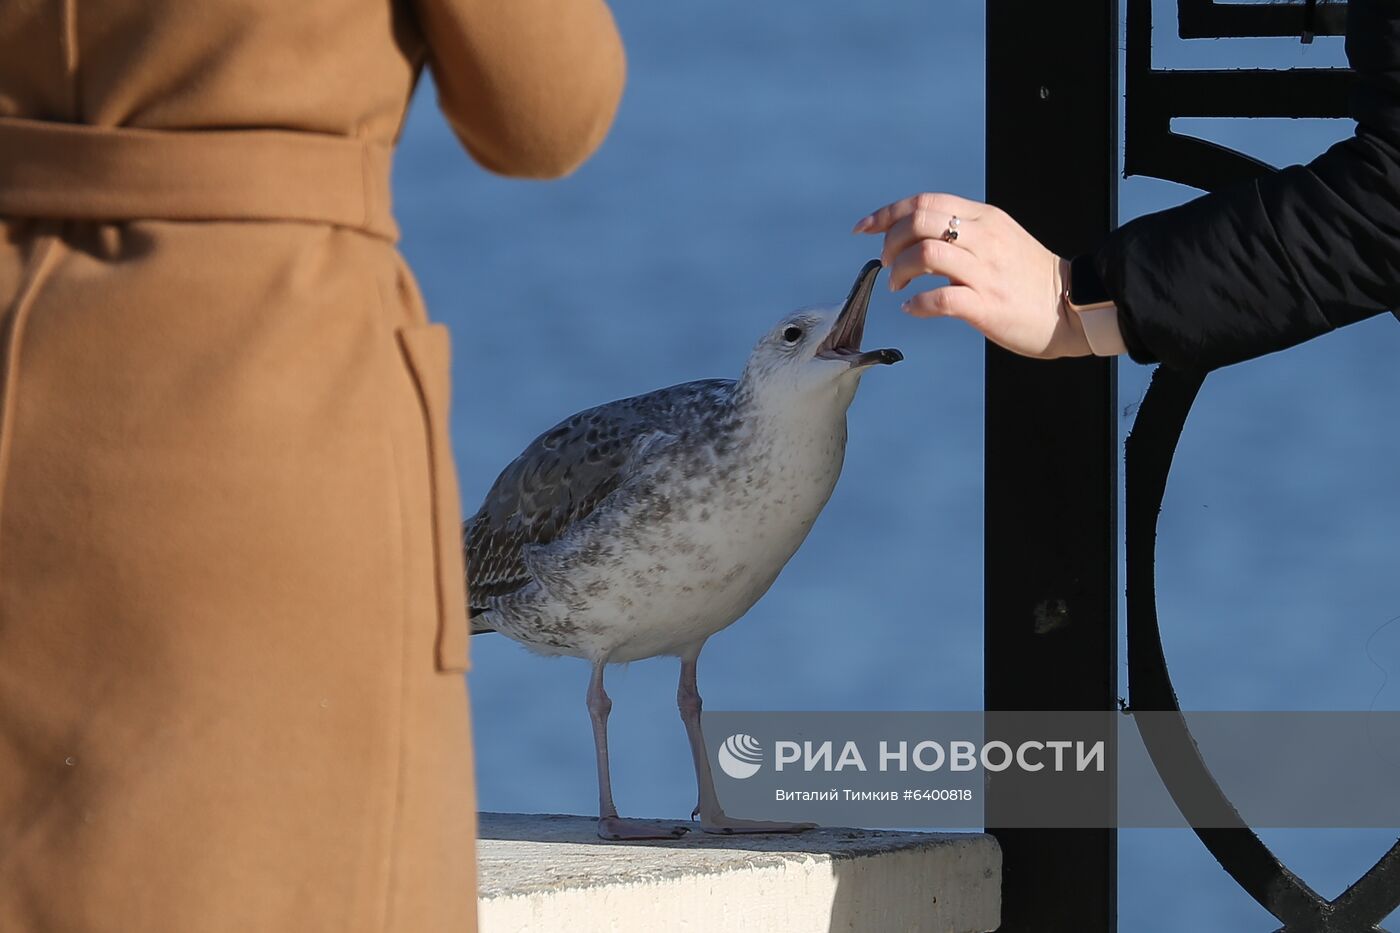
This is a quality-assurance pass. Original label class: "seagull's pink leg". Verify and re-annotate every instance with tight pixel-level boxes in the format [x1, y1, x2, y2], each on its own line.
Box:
[677, 647, 816, 835]
[588, 661, 690, 841]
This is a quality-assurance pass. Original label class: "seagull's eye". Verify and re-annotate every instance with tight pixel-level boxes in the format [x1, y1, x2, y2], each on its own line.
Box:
[781, 326, 803, 344]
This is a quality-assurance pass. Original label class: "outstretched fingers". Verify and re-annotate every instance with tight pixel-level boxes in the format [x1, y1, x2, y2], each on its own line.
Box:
[852, 191, 983, 235]
[879, 208, 970, 268]
[886, 234, 982, 292]
[902, 285, 983, 324]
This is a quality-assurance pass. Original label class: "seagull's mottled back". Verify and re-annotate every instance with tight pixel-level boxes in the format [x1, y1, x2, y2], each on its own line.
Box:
[465, 378, 735, 622]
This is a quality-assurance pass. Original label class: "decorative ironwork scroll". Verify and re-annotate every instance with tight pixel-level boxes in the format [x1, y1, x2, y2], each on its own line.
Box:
[1123, 1, 1400, 930]
[1177, 0, 1347, 39]
[1125, 0, 1351, 191]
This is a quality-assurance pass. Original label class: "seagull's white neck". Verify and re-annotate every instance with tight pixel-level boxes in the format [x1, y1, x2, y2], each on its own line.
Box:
[731, 375, 860, 450]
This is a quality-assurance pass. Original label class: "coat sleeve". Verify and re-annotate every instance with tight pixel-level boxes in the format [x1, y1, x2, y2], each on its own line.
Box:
[411, 0, 626, 179]
[1092, 0, 1400, 371]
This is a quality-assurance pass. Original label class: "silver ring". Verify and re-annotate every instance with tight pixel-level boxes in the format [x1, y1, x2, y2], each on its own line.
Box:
[942, 215, 961, 243]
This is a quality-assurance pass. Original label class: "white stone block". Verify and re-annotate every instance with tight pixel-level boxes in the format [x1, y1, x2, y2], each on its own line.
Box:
[478, 812, 1001, 932]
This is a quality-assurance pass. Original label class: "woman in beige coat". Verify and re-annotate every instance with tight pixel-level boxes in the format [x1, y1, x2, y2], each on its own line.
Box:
[0, 2, 625, 930]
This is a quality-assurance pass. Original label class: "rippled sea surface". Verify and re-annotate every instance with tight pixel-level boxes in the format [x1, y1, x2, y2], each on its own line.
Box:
[392, 2, 1400, 928]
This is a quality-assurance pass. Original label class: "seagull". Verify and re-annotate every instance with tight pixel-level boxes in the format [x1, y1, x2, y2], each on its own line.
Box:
[465, 260, 901, 840]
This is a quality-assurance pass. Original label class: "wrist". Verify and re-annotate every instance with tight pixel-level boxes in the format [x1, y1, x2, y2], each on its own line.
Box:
[1053, 255, 1093, 357]
[1062, 253, 1126, 357]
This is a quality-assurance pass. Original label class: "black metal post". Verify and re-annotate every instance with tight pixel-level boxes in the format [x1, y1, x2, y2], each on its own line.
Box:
[984, 2, 1118, 931]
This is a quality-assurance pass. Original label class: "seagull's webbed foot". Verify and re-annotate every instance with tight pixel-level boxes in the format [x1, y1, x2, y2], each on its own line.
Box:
[696, 813, 818, 835]
[597, 816, 691, 841]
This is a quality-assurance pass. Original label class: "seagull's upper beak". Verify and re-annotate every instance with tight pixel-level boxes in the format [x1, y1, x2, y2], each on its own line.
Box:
[816, 259, 904, 368]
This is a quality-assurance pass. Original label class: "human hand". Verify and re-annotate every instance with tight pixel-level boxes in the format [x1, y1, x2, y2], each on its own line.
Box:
[852, 192, 1091, 359]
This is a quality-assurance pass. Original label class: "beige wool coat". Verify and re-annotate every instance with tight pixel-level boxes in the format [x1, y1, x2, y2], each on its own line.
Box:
[0, 2, 625, 931]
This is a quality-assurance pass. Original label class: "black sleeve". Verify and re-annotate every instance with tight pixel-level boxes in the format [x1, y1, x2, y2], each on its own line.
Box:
[1093, 0, 1400, 371]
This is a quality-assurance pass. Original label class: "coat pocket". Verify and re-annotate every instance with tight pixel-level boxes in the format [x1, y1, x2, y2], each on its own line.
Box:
[397, 323, 470, 673]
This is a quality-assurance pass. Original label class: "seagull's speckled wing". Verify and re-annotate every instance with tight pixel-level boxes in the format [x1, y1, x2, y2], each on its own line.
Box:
[464, 379, 733, 623]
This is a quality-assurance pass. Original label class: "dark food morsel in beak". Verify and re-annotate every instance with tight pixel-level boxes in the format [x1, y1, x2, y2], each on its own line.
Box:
[816, 259, 903, 367]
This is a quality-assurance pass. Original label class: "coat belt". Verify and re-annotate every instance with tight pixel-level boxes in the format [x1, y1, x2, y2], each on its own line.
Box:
[0, 117, 398, 240]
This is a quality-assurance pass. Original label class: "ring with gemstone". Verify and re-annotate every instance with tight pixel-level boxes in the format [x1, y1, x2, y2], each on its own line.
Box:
[942, 216, 961, 243]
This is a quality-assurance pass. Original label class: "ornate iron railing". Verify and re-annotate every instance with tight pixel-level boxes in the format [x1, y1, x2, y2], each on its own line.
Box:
[1123, 1, 1400, 929]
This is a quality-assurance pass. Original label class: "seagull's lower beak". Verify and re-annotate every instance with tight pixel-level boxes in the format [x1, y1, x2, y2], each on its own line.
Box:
[816, 259, 903, 368]
[846, 347, 905, 366]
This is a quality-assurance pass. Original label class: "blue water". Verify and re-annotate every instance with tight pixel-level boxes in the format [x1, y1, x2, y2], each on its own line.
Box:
[392, 2, 1400, 929]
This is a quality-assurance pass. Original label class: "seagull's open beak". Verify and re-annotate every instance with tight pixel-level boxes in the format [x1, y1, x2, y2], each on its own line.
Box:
[816, 259, 904, 368]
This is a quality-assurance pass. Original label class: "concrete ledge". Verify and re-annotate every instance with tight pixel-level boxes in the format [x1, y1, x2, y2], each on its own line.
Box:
[478, 812, 1001, 932]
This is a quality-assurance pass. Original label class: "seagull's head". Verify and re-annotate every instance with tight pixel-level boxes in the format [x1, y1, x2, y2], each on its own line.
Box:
[740, 259, 903, 409]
